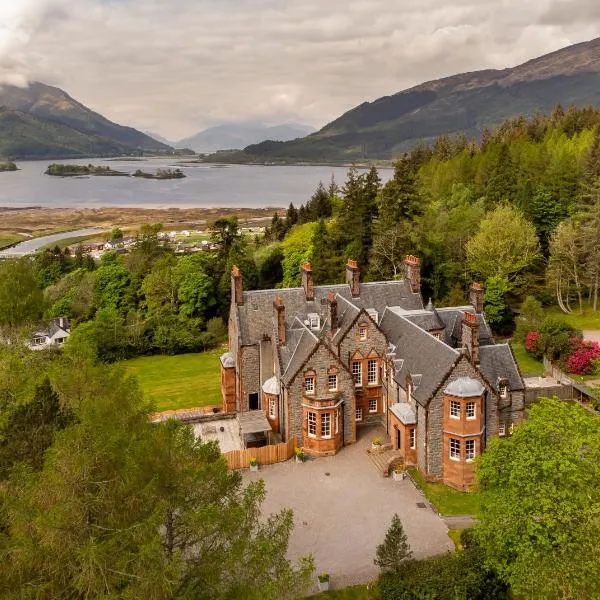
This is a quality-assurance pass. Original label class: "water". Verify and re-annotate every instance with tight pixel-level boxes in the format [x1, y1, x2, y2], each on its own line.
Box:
[0, 227, 109, 257]
[0, 158, 392, 209]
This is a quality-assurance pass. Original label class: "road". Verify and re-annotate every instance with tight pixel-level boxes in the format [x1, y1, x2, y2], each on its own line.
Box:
[0, 227, 108, 257]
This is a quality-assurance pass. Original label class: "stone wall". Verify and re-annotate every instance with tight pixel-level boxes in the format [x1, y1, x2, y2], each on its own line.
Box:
[240, 345, 260, 412]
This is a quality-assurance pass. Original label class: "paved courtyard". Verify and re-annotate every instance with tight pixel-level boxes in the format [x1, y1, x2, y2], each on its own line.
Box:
[243, 428, 454, 591]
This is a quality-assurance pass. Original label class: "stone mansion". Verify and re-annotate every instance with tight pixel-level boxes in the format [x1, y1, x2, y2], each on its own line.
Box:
[220, 257, 524, 490]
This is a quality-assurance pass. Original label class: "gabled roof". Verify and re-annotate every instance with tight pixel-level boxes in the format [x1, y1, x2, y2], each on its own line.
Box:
[379, 308, 459, 406]
[280, 325, 320, 386]
[479, 344, 524, 391]
[236, 280, 422, 346]
[435, 306, 494, 347]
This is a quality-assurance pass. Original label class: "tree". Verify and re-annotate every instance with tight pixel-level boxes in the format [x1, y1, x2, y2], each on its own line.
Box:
[483, 276, 513, 334]
[110, 226, 124, 242]
[374, 513, 412, 575]
[311, 218, 340, 284]
[475, 398, 600, 599]
[486, 144, 517, 207]
[0, 258, 44, 327]
[1, 365, 313, 599]
[467, 204, 540, 285]
[377, 154, 421, 228]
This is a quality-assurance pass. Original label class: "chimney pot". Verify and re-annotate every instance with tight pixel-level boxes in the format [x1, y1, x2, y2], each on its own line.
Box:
[346, 259, 360, 297]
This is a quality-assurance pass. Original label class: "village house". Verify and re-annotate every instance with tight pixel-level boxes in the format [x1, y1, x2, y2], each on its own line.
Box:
[220, 257, 524, 490]
[29, 317, 71, 350]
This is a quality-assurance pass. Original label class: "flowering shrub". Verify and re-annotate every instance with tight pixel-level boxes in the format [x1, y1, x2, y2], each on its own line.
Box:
[525, 331, 541, 356]
[566, 341, 600, 375]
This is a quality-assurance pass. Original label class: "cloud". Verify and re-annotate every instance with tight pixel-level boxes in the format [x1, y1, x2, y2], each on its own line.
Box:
[0, 0, 596, 138]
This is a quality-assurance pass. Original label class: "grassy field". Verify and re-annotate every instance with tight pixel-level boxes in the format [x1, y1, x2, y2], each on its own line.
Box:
[122, 348, 224, 411]
[510, 341, 543, 377]
[545, 305, 600, 330]
[0, 232, 22, 249]
[409, 469, 481, 517]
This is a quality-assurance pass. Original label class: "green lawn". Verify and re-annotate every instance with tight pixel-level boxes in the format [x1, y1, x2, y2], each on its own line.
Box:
[122, 348, 224, 412]
[510, 341, 543, 377]
[409, 469, 481, 517]
[0, 232, 22, 249]
[545, 305, 600, 330]
[312, 584, 378, 599]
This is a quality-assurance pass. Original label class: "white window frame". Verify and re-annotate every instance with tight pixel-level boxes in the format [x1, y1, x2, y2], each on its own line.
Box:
[352, 361, 362, 387]
[33, 337, 46, 346]
[328, 374, 338, 392]
[499, 385, 508, 399]
[450, 400, 461, 419]
[367, 359, 378, 385]
[355, 407, 363, 421]
[309, 315, 320, 329]
[308, 412, 317, 437]
[304, 376, 315, 395]
[466, 401, 476, 420]
[498, 423, 506, 436]
[369, 398, 377, 413]
[449, 438, 460, 461]
[268, 397, 276, 418]
[321, 413, 331, 439]
[465, 439, 476, 462]
[359, 326, 367, 341]
[409, 428, 416, 449]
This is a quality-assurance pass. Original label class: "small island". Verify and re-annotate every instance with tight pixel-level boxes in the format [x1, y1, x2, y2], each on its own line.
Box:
[0, 161, 18, 172]
[132, 168, 186, 180]
[45, 163, 129, 177]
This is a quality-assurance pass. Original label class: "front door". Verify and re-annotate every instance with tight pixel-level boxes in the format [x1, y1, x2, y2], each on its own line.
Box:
[396, 427, 401, 450]
[249, 392, 260, 410]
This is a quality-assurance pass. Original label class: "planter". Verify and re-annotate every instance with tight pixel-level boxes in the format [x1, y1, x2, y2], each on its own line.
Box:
[249, 464, 258, 472]
[372, 443, 382, 451]
[317, 579, 330, 592]
[295, 455, 303, 464]
[393, 470, 405, 481]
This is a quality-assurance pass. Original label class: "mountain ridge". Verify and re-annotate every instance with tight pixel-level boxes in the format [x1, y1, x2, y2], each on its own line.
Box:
[229, 37, 600, 162]
[0, 82, 171, 159]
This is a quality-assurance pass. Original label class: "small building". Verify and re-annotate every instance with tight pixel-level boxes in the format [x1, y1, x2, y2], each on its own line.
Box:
[29, 317, 70, 350]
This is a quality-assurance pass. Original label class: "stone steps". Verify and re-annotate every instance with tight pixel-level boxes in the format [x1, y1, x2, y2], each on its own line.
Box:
[366, 448, 403, 477]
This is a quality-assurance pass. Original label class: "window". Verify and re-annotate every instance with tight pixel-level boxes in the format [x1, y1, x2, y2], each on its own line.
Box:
[466, 402, 476, 420]
[450, 400, 461, 419]
[321, 413, 331, 438]
[352, 361, 362, 386]
[268, 397, 276, 418]
[304, 376, 315, 394]
[308, 412, 317, 436]
[328, 374, 338, 392]
[367, 359, 378, 385]
[355, 407, 363, 421]
[335, 411, 339, 434]
[499, 384, 508, 399]
[359, 326, 367, 340]
[33, 337, 45, 345]
[308, 313, 320, 330]
[498, 423, 506, 436]
[369, 398, 377, 413]
[409, 428, 416, 449]
[449, 438, 460, 461]
[465, 439, 476, 461]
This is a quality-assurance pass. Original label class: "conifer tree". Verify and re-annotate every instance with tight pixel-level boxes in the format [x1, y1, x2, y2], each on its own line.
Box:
[374, 513, 412, 575]
[486, 144, 517, 206]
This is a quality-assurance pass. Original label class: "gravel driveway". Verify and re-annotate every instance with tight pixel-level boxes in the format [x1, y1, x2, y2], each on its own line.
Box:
[243, 428, 453, 591]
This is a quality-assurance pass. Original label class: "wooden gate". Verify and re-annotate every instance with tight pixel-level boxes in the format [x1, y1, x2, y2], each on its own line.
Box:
[224, 437, 297, 470]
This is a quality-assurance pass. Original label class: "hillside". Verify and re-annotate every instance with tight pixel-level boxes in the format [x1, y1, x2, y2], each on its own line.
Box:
[178, 122, 315, 153]
[226, 37, 600, 162]
[0, 82, 171, 159]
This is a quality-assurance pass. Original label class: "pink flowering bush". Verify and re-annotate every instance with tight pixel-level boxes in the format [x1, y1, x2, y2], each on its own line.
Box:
[566, 341, 600, 375]
[525, 331, 541, 357]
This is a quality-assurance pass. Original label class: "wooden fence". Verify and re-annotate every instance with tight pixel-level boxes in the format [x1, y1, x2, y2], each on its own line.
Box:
[224, 437, 297, 470]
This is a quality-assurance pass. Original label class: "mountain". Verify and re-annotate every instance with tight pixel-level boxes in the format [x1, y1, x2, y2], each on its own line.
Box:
[231, 37, 600, 163]
[178, 122, 316, 153]
[0, 82, 171, 159]
[145, 131, 174, 146]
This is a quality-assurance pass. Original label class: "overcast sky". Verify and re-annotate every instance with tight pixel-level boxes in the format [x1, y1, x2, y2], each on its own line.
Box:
[0, 0, 598, 140]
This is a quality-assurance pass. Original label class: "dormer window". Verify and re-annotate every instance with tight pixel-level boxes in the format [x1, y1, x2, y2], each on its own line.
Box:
[308, 313, 320, 330]
[498, 382, 508, 398]
[304, 376, 315, 394]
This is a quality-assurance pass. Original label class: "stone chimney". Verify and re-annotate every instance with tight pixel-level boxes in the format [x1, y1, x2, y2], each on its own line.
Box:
[469, 282, 484, 314]
[462, 311, 480, 366]
[301, 261, 314, 301]
[403, 255, 421, 294]
[274, 296, 286, 345]
[231, 265, 243, 306]
[346, 259, 360, 297]
[327, 292, 338, 332]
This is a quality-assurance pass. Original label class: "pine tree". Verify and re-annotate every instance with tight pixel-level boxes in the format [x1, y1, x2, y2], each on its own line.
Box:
[486, 144, 518, 207]
[374, 513, 412, 575]
[311, 219, 340, 284]
[376, 155, 421, 228]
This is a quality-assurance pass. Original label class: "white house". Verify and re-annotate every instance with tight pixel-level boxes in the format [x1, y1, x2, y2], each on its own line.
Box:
[29, 317, 71, 350]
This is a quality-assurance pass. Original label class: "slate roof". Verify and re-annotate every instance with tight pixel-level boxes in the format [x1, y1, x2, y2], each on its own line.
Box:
[220, 352, 235, 368]
[379, 308, 459, 406]
[479, 344, 524, 391]
[444, 377, 486, 397]
[280, 325, 319, 385]
[435, 306, 494, 347]
[237, 280, 422, 346]
[389, 402, 417, 425]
